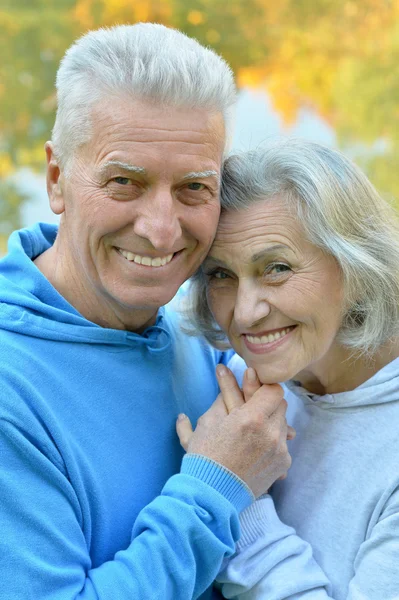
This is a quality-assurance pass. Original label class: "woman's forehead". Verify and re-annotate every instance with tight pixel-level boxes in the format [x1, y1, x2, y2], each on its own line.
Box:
[215, 198, 303, 245]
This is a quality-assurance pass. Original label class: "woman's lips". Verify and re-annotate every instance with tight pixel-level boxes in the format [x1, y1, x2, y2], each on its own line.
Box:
[242, 325, 297, 353]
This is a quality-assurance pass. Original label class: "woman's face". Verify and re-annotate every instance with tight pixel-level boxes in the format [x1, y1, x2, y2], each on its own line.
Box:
[203, 196, 346, 384]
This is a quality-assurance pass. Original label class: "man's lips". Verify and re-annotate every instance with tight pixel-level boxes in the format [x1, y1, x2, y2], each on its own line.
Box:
[116, 247, 182, 267]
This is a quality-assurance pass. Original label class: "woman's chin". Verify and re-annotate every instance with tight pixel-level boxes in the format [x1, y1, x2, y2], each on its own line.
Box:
[252, 362, 298, 385]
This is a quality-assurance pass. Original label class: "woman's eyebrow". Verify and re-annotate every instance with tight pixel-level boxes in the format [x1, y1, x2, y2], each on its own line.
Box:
[204, 244, 291, 269]
[202, 256, 229, 269]
[251, 244, 290, 263]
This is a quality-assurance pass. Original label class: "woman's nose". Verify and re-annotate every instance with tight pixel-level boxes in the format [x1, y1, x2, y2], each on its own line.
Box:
[233, 283, 271, 330]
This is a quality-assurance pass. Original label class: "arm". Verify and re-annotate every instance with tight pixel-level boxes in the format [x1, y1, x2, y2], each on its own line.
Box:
[0, 413, 249, 600]
[0, 363, 290, 600]
[346, 483, 399, 599]
[214, 364, 332, 598]
[217, 482, 399, 600]
[216, 496, 332, 599]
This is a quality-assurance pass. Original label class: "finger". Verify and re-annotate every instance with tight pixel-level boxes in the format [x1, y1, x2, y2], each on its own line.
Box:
[265, 399, 289, 444]
[176, 413, 193, 451]
[200, 394, 228, 424]
[287, 425, 296, 440]
[246, 383, 284, 417]
[268, 397, 288, 426]
[216, 364, 245, 413]
[211, 394, 229, 418]
[242, 367, 261, 403]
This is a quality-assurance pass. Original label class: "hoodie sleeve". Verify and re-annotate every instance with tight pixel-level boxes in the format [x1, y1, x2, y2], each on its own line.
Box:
[346, 483, 399, 600]
[217, 491, 399, 600]
[0, 387, 252, 600]
[216, 495, 333, 599]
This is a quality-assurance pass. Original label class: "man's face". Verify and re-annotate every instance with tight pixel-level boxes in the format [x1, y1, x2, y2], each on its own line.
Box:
[50, 98, 225, 330]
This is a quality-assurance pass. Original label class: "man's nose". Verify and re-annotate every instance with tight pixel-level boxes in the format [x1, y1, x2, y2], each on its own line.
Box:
[233, 281, 271, 330]
[133, 190, 183, 251]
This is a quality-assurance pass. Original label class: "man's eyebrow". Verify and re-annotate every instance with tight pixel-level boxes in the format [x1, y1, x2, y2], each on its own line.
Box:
[99, 161, 147, 176]
[181, 170, 219, 182]
[251, 244, 291, 263]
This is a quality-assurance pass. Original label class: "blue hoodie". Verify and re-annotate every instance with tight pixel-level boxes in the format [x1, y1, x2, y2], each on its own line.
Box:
[0, 224, 251, 600]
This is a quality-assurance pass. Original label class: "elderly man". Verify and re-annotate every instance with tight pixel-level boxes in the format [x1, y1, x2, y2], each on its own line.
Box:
[0, 24, 290, 599]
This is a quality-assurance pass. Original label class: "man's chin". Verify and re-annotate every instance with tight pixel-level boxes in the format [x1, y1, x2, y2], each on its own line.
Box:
[119, 289, 182, 312]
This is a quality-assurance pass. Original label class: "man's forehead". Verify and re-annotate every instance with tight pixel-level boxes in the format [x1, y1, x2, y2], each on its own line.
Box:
[83, 98, 226, 172]
[91, 96, 225, 132]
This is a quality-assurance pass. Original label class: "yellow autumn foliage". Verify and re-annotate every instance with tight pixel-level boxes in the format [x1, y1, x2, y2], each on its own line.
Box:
[1, 0, 399, 234]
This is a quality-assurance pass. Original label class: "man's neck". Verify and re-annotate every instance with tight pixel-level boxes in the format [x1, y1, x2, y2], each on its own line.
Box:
[33, 244, 158, 333]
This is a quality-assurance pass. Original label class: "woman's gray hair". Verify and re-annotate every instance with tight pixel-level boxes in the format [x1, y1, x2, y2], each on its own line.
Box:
[52, 23, 235, 172]
[188, 138, 399, 355]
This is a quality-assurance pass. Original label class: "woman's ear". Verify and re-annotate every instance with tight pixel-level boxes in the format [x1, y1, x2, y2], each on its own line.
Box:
[44, 141, 65, 215]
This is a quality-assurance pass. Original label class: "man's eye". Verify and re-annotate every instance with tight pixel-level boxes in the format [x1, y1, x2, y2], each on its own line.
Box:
[187, 182, 205, 191]
[113, 177, 132, 185]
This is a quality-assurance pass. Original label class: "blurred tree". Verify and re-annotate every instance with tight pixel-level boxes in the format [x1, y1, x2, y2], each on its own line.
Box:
[1, 0, 398, 247]
[0, 179, 30, 254]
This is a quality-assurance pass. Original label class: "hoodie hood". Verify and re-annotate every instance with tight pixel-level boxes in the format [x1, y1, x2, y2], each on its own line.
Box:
[285, 357, 399, 409]
[0, 223, 170, 351]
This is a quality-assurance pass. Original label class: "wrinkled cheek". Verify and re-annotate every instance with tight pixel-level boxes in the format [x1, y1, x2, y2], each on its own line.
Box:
[197, 205, 221, 245]
[208, 288, 235, 333]
[206, 288, 222, 324]
[206, 288, 218, 320]
[304, 323, 337, 361]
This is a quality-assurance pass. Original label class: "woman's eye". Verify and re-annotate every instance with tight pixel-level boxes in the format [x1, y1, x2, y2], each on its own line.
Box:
[265, 263, 292, 276]
[207, 269, 230, 280]
[113, 177, 132, 185]
[187, 182, 205, 191]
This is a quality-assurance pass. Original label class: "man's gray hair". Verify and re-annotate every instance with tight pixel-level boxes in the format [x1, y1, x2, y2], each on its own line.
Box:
[188, 138, 399, 355]
[52, 23, 235, 172]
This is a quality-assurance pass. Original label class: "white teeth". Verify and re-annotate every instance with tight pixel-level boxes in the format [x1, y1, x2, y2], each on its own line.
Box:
[247, 328, 293, 345]
[119, 249, 174, 267]
[161, 254, 174, 266]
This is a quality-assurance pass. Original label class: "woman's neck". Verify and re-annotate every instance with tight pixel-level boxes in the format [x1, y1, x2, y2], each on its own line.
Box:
[296, 338, 399, 395]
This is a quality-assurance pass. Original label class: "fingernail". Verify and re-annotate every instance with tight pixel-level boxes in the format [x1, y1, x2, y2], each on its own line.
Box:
[246, 368, 257, 382]
[216, 364, 227, 377]
[177, 413, 187, 421]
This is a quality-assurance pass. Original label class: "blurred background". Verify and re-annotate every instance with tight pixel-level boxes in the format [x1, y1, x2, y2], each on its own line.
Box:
[1, 0, 398, 253]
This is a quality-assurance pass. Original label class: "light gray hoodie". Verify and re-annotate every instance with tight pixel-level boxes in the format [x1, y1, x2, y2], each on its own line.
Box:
[217, 355, 399, 599]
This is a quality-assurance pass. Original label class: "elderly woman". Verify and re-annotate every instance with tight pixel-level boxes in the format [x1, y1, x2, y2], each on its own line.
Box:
[183, 139, 399, 599]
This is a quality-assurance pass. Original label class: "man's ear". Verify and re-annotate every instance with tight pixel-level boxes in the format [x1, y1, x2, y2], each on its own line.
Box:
[45, 141, 65, 215]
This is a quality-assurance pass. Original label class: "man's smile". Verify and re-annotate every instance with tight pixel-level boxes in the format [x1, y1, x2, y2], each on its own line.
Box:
[117, 247, 175, 267]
